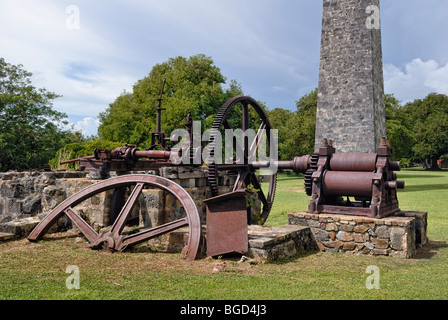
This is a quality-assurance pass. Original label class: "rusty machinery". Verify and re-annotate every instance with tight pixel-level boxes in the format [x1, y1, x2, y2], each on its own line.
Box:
[28, 94, 405, 259]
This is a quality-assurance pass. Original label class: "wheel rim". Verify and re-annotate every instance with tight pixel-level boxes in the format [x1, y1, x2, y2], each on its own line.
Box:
[28, 174, 202, 260]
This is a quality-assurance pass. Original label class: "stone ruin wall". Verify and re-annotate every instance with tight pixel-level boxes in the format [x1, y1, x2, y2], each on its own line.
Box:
[0, 167, 238, 239]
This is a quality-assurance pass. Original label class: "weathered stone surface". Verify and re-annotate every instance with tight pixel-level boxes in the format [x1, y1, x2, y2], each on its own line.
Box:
[339, 224, 354, 232]
[0, 217, 41, 238]
[336, 231, 353, 242]
[390, 228, 406, 251]
[247, 225, 315, 262]
[0, 232, 15, 241]
[371, 237, 389, 249]
[289, 211, 428, 258]
[375, 225, 390, 239]
[315, 0, 385, 153]
[329, 231, 337, 240]
[364, 242, 375, 250]
[326, 240, 343, 249]
[343, 242, 357, 251]
[325, 223, 338, 231]
[372, 249, 389, 256]
[352, 233, 365, 243]
[354, 225, 369, 233]
[314, 229, 330, 242]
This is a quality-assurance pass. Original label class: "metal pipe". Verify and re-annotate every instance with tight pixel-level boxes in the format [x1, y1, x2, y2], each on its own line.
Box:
[251, 155, 311, 174]
[134, 150, 171, 159]
[60, 156, 95, 165]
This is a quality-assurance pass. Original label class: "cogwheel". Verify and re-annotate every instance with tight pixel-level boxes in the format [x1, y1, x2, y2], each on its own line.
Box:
[206, 96, 277, 224]
[305, 153, 319, 196]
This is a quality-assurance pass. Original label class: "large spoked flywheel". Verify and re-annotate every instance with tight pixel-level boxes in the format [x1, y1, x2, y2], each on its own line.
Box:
[207, 96, 277, 224]
[28, 174, 202, 260]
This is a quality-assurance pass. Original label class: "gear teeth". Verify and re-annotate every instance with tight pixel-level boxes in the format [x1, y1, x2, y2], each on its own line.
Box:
[304, 153, 319, 196]
[206, 97, 276, 223]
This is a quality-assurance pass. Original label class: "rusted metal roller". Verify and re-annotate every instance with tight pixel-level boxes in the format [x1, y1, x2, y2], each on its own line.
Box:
[329, 153, 378, 172]
[322, 171, 373, 198]
[307, 137, 405, 219]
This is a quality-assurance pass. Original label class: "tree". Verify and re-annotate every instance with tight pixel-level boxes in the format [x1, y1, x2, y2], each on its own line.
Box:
[98, 54, 242, 147]
[384, 94, 415, 163]
[0, 58, 74, 171]
[402, 93, 448, 170]
[294, 88, 318, 156]
[268, 90, 418, 165]
[268, 89, 317, 161]
[268, 107, 296, 160]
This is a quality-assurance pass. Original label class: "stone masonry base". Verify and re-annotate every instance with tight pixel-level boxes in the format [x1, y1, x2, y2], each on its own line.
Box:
[288, 211, 428, 258]
[133, 224, 317, 263]
[247, 225, 316, 262]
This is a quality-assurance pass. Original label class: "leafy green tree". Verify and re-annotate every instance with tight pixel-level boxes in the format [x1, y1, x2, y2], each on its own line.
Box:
[269, 89, 318, 161]
[402, 93, 448, 170]
[0, 58, 75, 171]
[294, 88, 318, 156]
[384, 94, 415, 163]
[268, 90, 419, 166]
[98, 54, 242, 147]
[268, 107, 296, 160]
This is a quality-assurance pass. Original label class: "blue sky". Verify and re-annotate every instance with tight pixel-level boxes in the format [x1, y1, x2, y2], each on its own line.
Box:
[1, 0, 448, 136]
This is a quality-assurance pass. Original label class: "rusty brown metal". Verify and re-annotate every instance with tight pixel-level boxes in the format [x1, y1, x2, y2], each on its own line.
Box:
[322, 171, 373, 198]
[307, 136, 405, 219]
[28, 174, 202, 260]
[206, 96, 278, 223]
[204, 190, 250, 257]
[39, 93, 409, 266]
[148, 78, 169, 151]
[329, 153, 378, 172]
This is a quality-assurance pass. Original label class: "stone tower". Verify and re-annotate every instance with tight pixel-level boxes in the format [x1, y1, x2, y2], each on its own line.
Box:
[315, 0, 386, 153]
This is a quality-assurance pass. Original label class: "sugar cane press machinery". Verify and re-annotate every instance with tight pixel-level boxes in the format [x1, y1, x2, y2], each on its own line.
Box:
[28, 92, 405, 260]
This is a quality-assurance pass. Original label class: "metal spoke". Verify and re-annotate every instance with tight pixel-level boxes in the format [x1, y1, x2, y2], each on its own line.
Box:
[110, 182, 144, 235]
[233, 171, 249, 192]
[242, 102, 249, 162]
[122, 218, 189, 248]
[250, 174, 269, 207]
[249, 121, 267, 162]
[223, 119, 246, 164]
[64, 207, 99, 243]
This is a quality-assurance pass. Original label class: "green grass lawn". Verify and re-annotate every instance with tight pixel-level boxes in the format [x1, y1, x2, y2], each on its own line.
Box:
[1, 168, 448, 300]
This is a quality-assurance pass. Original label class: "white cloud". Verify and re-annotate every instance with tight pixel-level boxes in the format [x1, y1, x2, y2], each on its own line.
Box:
[384, 58, 448, 103]
[2, 0, 447, 117]
[72, 117, 100, 137]
[0, 0, 137, 119]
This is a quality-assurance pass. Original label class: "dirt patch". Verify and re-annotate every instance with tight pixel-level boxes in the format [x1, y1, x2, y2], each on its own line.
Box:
[286, 187, 305, 193]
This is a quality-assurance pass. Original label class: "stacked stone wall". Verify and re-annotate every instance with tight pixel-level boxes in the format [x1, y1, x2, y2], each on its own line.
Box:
[0, 167, 237, 238]
[289, 211, 428, 258]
